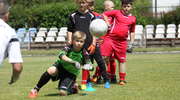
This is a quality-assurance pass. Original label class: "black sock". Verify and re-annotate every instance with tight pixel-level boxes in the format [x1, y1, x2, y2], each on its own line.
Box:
[35, 71, 51, 91]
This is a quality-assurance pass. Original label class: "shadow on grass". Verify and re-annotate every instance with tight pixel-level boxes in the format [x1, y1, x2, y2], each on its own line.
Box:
[44, 93, 59, 97]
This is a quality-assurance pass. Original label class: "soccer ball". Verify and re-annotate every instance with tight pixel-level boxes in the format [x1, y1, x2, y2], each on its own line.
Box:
[89, 19, 108, 37]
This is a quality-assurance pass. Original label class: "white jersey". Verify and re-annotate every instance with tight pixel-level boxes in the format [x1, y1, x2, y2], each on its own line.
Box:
[0, 19, 23, 65]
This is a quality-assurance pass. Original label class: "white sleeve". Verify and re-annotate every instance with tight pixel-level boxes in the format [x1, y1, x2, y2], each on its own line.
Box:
[8, 41, 23, 63]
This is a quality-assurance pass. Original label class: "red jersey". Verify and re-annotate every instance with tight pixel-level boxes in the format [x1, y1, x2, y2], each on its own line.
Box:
[92, 11, 100, 17]
[103, 10, 136, 40]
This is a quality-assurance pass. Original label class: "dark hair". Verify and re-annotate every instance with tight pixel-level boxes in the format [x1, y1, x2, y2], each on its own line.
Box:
[121, 0, 133, 5]
[0, 0, 9, 17]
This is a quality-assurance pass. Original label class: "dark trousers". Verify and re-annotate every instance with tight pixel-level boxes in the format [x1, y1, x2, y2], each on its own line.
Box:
[89, 46, 109, 82]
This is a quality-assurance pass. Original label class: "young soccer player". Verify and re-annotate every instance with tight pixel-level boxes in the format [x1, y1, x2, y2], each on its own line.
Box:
[101, 0, 136, 85]
[67, 0, 110, 90]
[28, 31, 92, 98]
[90, 0, 117, 84]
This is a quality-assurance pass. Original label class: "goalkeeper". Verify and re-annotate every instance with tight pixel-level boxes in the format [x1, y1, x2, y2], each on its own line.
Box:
[28, 31, 93, 98]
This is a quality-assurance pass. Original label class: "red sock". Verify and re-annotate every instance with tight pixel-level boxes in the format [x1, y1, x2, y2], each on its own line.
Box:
[110, 59, 116, 75]
[107, 58, 116, 78]
[107, 63, 111, 74]
[119, 72, 126, 81]
[94, 66, 101, 77]
[82, 69, 89, 84]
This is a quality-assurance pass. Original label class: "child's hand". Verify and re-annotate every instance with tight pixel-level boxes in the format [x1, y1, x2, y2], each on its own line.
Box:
[83, 64, 93, 70]
[74, 61, 81, 69]
[88, 44, 96, 54]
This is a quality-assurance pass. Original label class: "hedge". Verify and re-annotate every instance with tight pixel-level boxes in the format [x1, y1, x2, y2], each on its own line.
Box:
[7, 0, 180, 29]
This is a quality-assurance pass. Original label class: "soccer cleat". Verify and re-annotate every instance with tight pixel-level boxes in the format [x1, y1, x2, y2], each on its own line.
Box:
[71, 83, 79, 94]
[119, 80, 127, 85]
[90, 76, 97, 83]
[110, 75, 117, 84]
[28, 89, 38, 99]
[96, 76, 103, 84]
[85, 82, 96, 91]
[80, 84, 87, 90]
[59, 90, 67, 96]
[104, 81, 110, 88]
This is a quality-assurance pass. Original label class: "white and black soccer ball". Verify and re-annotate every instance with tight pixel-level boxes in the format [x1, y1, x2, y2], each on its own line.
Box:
[89, 19, 108, 37]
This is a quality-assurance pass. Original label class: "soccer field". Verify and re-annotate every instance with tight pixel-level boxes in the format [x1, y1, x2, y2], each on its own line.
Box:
[0, 53, 180, 100]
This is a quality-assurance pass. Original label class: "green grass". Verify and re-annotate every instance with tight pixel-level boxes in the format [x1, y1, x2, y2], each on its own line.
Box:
[0, 54, 180, 100]
[21, 47, 180, 56]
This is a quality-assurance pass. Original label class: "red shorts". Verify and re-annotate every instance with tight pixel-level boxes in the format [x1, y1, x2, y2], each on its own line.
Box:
[100, 37, 127, 63]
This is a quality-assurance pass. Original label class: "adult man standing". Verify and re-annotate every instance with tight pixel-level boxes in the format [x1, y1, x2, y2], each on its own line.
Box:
[0, 0, 23, 84]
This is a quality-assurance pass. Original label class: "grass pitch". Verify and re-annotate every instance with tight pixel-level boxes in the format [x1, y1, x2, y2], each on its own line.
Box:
[0, 53, 180, 100]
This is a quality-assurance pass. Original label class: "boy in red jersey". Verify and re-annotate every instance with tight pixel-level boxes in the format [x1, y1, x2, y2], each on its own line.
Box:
[101, 0, 136, 85]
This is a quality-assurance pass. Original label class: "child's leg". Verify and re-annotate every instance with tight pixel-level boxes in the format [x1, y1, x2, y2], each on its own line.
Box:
[81, 69, 90, 89]
[107, 57, 116, 76]
[59, 73, 76, 96]
[35, 66, 58, 91]
[108, 58, 117, 83]
[91, 66, 101, 83]
[93, 46, 109, 83]
[118, 62, 126, 80]
[113, 40, 127, 85]
[28, 66, 58, 98]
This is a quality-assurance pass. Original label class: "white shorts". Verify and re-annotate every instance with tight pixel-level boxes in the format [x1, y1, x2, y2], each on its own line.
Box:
[8, 42, 23, 63]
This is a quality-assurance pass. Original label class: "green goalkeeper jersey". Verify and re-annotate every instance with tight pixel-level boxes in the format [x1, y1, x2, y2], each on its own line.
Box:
[55, 46, 90, 76]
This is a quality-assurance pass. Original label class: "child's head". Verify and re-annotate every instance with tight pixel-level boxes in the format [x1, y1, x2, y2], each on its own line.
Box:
[103, 0, 114, 11]
[75, 0, 89, 12]
[0, 0, 10, 21]
[121, 0, 133, 15]
[87, 0, 95, 11]
[72, 31, 86, 51]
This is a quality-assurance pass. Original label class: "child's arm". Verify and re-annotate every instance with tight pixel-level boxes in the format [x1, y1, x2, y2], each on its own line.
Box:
[67, 31, 73, 45]
[130, 32, 135, 44]
[129, 17, 136, 44]
[67, 14, 75, 45]
[88, 36, 96, 54]
[102, 10, 117, 27]
[60, 54, 76, 64]
[60, 54, 81, 69]
[59, 46, 81, 69]
[102, 14, 111, 27]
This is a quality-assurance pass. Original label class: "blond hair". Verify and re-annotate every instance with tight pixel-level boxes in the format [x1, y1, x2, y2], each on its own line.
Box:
[104, 0, 114, 11]
[75, 0, 88, 3]
[72, 31, 86, 40]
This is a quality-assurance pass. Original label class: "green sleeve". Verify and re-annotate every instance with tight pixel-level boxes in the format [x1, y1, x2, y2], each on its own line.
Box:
[58, 50, 67, 58]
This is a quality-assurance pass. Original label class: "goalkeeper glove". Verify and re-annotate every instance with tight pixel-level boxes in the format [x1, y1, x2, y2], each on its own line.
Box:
[82, 64, 93, 71]
[73, 61, 81, 69]
[88, 44, 96, 54]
